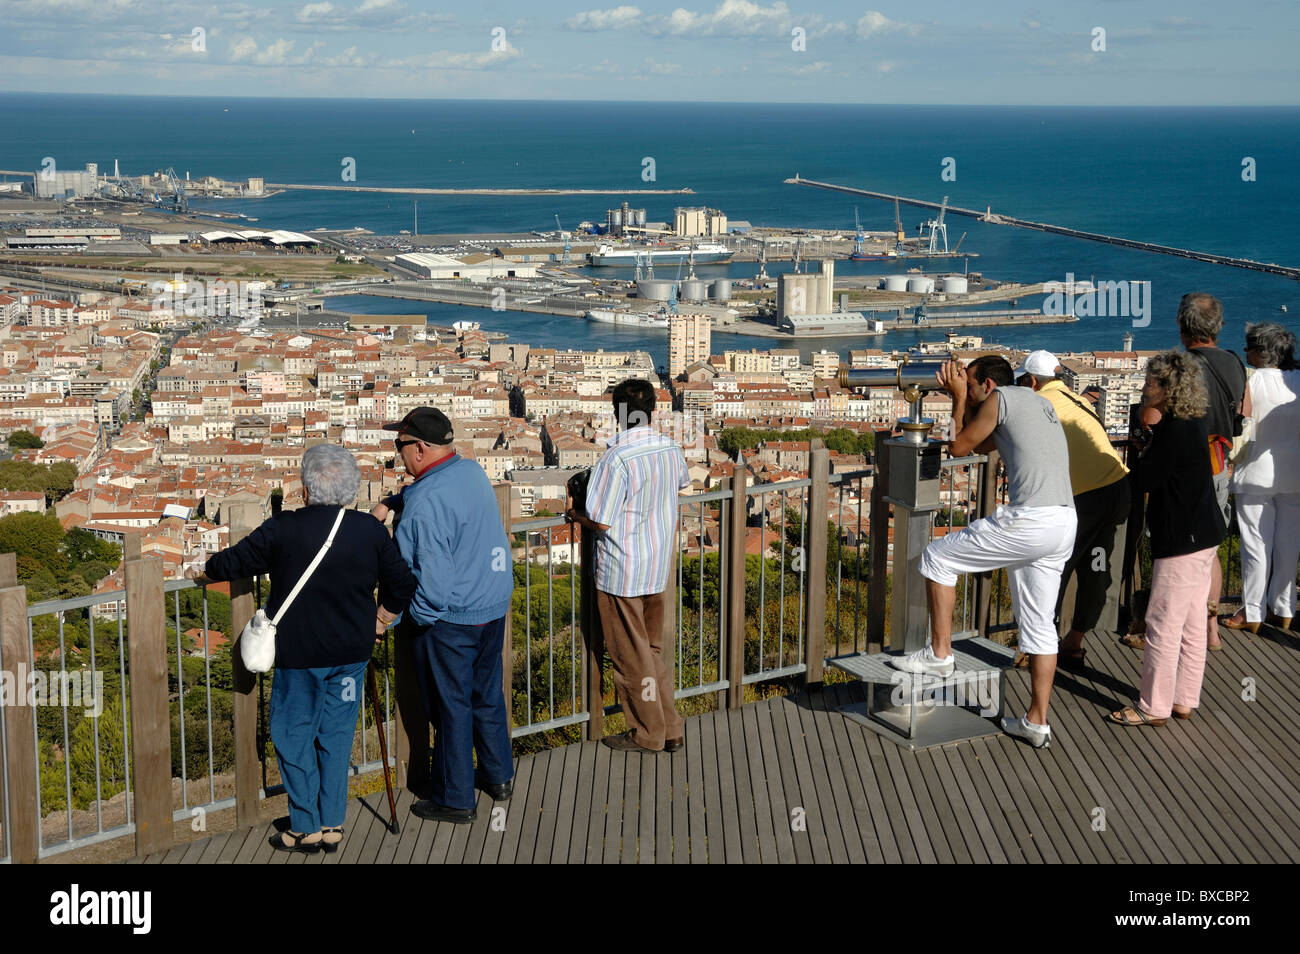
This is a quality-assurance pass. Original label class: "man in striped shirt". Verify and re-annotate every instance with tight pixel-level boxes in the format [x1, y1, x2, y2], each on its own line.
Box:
[567, 379, 691, 753]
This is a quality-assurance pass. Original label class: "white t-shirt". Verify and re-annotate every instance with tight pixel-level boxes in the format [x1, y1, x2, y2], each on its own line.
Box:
[1232, 367, 1300, 495]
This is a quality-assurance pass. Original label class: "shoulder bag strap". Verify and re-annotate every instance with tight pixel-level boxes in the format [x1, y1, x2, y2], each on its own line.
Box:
[1057, 386, 1104, 426]
[270, 507, 346, 626]
[1190, 349, 1242, 423]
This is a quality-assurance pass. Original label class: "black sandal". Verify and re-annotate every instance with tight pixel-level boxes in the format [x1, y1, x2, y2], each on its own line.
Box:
[321, 827, 344, 854]
[269, 830, 322, 854]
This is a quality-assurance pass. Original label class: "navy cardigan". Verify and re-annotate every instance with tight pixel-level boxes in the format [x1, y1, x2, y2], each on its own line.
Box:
[1131, 414, 1227, 560]
[204, 506, 416, 669]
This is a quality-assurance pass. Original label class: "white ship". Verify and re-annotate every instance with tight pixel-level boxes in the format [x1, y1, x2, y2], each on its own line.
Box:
[588, 243, 733, 266]
[585, 308, 671, 329]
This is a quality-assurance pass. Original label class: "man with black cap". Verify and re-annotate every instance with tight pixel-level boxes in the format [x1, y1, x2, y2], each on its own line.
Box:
[380, 406, 515, 824]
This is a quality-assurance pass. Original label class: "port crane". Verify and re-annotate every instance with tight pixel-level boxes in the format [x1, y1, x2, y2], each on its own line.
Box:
[755, 238, 770, 282]
[161, 167, 188, 212]
[918, 195, 949, 254]
[554, 214, 571, 264]
[894, 198, 904, 251]
[852, 207, 865, 256]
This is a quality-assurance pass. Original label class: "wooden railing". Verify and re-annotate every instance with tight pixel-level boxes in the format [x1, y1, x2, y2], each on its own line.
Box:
[0, 445, 1028, 863]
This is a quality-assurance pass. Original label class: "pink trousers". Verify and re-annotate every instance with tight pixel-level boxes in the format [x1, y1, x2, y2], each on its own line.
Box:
[1139, 547, 1217, 719]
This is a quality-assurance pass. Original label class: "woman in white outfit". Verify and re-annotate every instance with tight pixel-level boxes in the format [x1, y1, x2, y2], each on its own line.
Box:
[1223, 323, 1300, 633]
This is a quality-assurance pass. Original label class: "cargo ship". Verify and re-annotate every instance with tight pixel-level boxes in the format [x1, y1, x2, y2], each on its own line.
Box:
[588, 243, 733, 266]
[585, 307, 671, 329]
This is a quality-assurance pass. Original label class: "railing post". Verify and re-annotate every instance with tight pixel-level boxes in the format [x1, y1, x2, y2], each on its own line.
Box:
[662, 547, 680, 720]
[804, 445, 829, 680]
[124, 548, 172, 856]
[725, 457, 748, 709]
[227, 502, 261, 828]
[494, 482, 513, 733]
[0, 554, 38, 864]
[392, 619, 426, 793]
[972, 451, 1000, 636]
[580, 523, 603, 740]
[866, 430, 891, 653]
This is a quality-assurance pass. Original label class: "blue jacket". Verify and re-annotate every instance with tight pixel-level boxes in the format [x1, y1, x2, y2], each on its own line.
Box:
[394, 454, 514, 626]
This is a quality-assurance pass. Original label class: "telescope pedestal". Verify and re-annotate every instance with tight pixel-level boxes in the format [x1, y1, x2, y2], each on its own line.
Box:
[831, 432, 1011, 749]
[829, 637, 1014, 750]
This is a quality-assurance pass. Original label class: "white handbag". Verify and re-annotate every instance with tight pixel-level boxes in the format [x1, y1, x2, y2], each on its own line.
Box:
[239, 507, 346, 673]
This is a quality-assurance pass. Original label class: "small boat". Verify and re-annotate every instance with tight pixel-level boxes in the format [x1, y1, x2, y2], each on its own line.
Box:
[586, 308, 671, 329]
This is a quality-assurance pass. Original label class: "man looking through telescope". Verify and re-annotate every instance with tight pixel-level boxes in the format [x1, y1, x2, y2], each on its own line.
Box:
[888, 355, 1077, 749]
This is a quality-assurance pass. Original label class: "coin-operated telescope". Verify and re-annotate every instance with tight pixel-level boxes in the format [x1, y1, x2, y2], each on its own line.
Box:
[830, 358, 1012, 748]
[839, 360, 946, 648]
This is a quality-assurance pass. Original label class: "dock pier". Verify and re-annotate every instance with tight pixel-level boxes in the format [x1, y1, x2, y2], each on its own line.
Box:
[787, 176, 1300, 280]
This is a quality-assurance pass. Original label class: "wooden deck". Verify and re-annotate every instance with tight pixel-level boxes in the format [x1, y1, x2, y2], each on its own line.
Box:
[133, 622, 1300, 864]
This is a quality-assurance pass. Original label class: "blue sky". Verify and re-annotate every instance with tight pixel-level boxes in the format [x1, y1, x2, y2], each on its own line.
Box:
[1, 0, 1296, 104]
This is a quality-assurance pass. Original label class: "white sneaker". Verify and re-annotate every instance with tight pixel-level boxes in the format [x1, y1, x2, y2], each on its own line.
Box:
[888, 646, 955, 676]
[1001, 715, 1051, 748]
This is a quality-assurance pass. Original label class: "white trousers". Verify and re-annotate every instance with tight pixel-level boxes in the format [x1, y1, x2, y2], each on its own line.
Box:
[1235, 492, 1300, 622]
[919, 504, 1077, 655]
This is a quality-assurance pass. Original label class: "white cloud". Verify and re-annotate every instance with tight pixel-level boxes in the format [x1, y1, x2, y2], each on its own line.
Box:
[566, 2, 837, 39]
[856, 10, 919, 39]
[654, 1, 794, 37]
[566, 6, 642, 30]
[647, 59, 681, 74]
[226, 36, 315, 65]
[297, 2, 334, 20]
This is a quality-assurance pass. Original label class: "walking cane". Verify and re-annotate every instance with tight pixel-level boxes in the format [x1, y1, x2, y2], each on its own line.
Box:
[367, 660, 400, 835]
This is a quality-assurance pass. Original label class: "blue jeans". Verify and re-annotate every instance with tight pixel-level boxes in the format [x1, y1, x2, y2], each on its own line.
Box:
[410, 617, 514, 811]
[270, 660, 369, 833]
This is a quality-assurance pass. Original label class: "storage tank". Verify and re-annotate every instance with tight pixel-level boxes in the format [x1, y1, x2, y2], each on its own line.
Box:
[709, 279, 732, 301]
[680, 279, 709, 301]
[882, 275, 910, 292]
[636, 279, 674, 301]
[940, 276, 968, 294]
[907, 276, 935, 294]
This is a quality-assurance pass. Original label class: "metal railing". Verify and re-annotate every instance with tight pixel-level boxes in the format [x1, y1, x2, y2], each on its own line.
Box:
[7, 435, 1243, 862]
[1, 574, 399, 861]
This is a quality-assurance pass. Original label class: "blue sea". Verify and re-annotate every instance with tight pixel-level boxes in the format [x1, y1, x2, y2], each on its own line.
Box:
[2, 94, 1297, 365]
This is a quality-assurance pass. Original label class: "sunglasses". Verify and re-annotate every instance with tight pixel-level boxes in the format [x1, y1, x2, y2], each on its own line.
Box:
[394, 438, 424, 452]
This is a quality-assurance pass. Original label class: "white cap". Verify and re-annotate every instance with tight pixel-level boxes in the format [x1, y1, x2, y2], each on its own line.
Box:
[1014, 349, 1059, 379]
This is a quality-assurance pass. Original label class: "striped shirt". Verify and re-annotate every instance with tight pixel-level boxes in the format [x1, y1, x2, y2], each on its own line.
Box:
[586, 426, 691, 597]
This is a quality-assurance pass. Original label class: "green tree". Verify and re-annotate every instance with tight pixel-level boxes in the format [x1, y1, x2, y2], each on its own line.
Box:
[7, 429, 44, 449]
[0, 511, 64, 568]
[71, 694, 130, 806]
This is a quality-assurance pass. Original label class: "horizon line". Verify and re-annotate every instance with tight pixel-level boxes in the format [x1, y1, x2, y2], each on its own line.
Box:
[2, 90, 1299, 109]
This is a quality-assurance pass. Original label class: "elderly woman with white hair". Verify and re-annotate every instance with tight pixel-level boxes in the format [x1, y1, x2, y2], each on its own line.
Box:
[1223, 322, 1300, 633]
[1111, 352, 1226, 728]
[190, 444, 416, 853]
